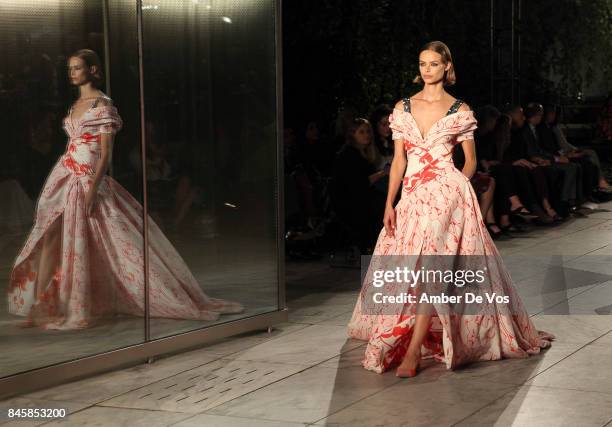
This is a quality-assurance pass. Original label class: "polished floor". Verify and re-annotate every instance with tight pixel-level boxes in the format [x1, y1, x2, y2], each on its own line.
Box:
[2, 201, 612, 426]
[0, 216, 278, 377]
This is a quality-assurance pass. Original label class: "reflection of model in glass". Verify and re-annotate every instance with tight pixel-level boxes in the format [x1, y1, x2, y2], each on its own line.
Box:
[347, 41, 554, 377]
[8, 49, 244, 330]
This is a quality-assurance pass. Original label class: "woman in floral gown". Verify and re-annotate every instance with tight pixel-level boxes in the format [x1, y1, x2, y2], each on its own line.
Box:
[8, 49, 244, 330]
[347, 41, 554, 376]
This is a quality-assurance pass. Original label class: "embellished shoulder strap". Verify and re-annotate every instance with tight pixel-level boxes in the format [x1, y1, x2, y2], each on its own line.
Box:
[446, 99, 464, 115]
[402, 97, 411, 113]
[92, 94, 113, 108]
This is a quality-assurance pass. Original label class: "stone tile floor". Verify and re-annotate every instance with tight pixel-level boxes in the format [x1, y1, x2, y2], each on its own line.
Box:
[2, 201, 612, 426]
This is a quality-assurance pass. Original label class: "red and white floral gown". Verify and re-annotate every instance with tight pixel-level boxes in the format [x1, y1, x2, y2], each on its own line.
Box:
[8, 96, 244, 330]
[347, 100, 554, 373]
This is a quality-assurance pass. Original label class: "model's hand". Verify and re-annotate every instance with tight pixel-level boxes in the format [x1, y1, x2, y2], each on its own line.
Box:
[85, 189, 97, 216]
[383, 204, 396, 238]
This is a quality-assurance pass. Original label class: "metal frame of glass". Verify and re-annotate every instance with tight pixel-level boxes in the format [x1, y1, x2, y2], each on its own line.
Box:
[0, 0, 286, 399]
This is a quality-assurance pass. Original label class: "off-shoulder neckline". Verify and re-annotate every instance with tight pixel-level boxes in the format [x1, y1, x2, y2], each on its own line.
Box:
[392, 107, 474, 140]
[69, 95, 114, 124]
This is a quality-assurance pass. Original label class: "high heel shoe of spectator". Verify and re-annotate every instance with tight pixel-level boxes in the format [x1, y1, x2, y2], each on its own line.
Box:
[509, 206, 539, 223]
[486, 222, 507, 239]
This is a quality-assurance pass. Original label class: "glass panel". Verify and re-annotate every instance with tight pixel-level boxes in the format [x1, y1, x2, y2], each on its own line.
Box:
[0, 0, 144, 377]
[140, 0, 279, 338]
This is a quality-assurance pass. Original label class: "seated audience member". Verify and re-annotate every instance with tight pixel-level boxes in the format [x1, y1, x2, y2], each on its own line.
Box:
[473, 105, 548, 232]
[297, 118, 335, 179]
[292, 119, 334, 225]
[331, 118, 387, 254]
[538, 104, 600, 208]
[454, 110, 504, 238]
[453, 145, 503, 238]
[543, 104, 611, 193]
[504, 104, 563, 221]
[331, 106, 357, 154]
[369, 105, 396, 198]
[129, 121, 200, 229]
[522, 102, 587, 214]
[370, 105, 394, 170]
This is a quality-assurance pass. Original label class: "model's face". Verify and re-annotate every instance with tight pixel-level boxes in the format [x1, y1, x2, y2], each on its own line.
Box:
[68, 56, 92, 86]
[354, 124, 372, 145]
[545, 110, 556, 124]
[377, 116, 391, 138]
[419, 50, 449, 85]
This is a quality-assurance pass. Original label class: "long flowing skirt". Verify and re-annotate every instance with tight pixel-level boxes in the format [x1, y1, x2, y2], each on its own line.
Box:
[347, 167, 554, 373]
[8, 162, 244, 330]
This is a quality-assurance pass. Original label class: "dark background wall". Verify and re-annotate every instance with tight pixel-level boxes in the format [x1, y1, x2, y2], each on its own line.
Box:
[282, 0, 612, 126]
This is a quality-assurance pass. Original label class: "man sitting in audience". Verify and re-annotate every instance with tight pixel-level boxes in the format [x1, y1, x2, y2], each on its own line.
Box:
[540, 104, 611, 194]
[505, 104, 564, 220]
[538, 104, 600, 208]
[522, 103, 591, 214]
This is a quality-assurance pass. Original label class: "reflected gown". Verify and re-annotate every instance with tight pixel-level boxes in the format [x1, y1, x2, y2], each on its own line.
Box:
[347, 100, 554, 373]
[8, 96, 244, 330]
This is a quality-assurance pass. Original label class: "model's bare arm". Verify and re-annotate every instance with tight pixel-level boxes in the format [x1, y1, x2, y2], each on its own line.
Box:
[387, 139, 407, 206]
[458, 103, 477, 179]
[383, 136, 407, 237]
[85, 133, 113, 215]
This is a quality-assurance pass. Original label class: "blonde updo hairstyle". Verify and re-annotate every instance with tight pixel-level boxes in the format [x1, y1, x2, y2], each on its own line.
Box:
[70, 49, 104, 87]
[413, 41, 456, 87]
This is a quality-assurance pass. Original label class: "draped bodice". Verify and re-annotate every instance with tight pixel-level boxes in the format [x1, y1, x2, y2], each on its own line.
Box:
[61, 102, 123, 177]
[389, 105, 478, 192]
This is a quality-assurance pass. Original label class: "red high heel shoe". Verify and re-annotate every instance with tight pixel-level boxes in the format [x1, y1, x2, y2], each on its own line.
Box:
[396, 356, 421, 378]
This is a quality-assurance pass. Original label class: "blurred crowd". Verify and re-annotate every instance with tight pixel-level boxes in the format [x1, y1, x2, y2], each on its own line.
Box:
[284, 94, 612, 259]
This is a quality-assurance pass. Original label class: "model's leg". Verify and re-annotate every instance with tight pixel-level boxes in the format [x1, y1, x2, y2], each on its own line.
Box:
[18, 216, 62, 327]
[397, 312, 432, 373]
[34, 217, 62, 298]
[398, 277, 435, 374]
